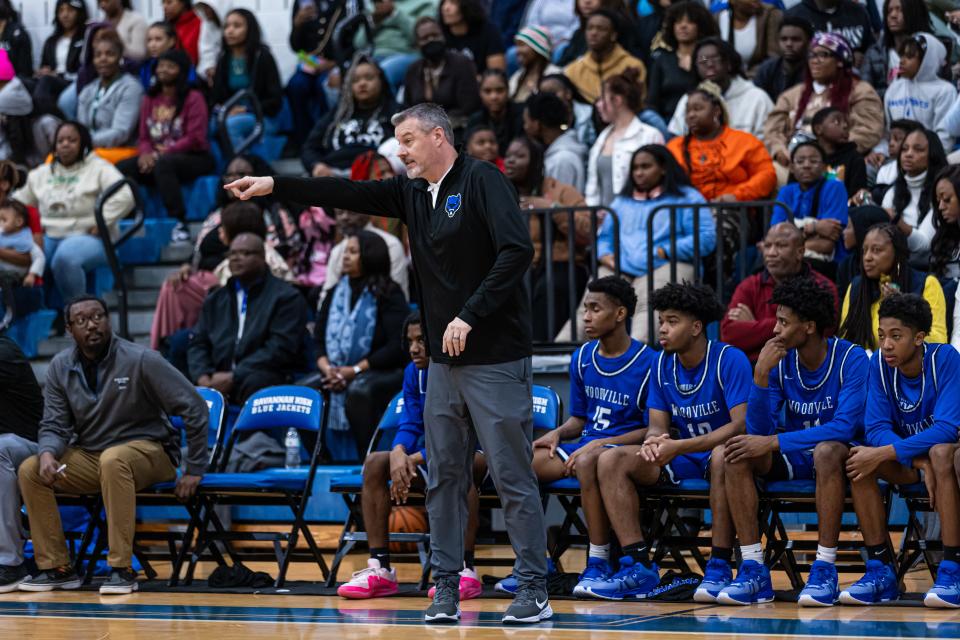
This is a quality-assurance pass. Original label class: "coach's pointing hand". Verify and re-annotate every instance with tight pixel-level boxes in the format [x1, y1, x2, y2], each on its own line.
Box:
[442, 317, 472, 357]
[224, 176, 275, 201]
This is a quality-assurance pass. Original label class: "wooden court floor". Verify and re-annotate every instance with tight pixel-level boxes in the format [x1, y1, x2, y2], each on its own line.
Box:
[1, 553, 958, 639]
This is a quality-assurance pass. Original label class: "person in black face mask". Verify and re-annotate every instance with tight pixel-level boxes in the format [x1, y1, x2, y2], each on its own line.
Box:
[402, 17, 481, 135]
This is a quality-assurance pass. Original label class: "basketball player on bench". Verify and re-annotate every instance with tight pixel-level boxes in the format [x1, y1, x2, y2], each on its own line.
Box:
[840, 294, 960, 608]
[587, 282, 752, 601]
[531, 277, 658, 597]
[337, 313, 486, 600]
[717, 277, 867, 607]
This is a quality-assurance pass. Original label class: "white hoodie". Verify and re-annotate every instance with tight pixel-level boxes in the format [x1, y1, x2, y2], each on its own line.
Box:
[885, 33, 957, 153]
[668, 76, 773, 140]
[585, 116, 664, 206]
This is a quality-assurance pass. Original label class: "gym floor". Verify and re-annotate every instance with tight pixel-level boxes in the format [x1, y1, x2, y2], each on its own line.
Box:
[1, 545, 957, 639]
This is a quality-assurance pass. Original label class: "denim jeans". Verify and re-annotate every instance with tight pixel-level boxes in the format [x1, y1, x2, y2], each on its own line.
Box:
[44, 234, 108, 303]
[285, 68, 330, 139]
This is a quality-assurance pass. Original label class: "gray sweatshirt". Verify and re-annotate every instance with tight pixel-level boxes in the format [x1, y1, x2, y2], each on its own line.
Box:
[39, 335, 209, 476]
[77, 72, 144, 148]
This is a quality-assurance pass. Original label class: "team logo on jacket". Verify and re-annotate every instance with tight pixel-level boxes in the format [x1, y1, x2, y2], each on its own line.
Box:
[445, 193, 462, 218]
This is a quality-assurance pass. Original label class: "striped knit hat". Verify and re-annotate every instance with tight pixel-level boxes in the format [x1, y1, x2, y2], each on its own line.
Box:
[515, 26, 553, 61]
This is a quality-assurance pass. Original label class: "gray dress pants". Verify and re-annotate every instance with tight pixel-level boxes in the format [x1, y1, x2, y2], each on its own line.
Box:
[0, 433, 38, 566]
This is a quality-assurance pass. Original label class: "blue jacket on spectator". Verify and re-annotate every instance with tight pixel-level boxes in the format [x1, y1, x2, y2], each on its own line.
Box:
[597, 185, 715, 277]
[391, 361, 427, 462]
[771, 177, 849, 262]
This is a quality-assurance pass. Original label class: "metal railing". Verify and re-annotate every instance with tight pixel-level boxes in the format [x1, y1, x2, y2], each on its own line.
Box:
[524, 206, 620, 345]
[94, 178, 144, 339]
[217, 88, 264, 160]
[644, 200, 794, 345]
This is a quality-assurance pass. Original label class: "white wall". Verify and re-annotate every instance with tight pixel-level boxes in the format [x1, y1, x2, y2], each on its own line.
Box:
[16, 0, 301, 81]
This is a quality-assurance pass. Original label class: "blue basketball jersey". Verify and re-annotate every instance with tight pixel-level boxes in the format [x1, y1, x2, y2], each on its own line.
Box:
[748, 337, 868, 453]
[647, 340, 752, 439]
[391, 362, 428, 458]
[865, 344, 960, 466]
[569, 339, 658, 441]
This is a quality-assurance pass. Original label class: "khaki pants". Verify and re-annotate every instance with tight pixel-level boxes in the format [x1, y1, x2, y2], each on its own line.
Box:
[18, 440, 176, 570]
[558, 263, 696, 343]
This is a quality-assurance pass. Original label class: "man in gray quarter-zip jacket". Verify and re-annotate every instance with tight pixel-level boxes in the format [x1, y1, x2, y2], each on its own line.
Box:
[17, 295, 208, 595]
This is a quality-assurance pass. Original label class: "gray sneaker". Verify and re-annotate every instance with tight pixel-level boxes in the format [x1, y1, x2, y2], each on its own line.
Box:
[424, 576, 460, 623]
[100, 568, 139, 595]
[18, 566, 82, 592]
[503, 584, 553, 624]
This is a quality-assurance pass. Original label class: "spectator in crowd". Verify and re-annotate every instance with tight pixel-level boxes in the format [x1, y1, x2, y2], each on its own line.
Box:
[189, 233, 308, 404]
[503, 135, 590, 341]
[284, 0, 339, 146]
[667, 83, 777, 204]
[722, 222, 838, 362]
[880, 127, 947, 270]
[509, 26, 562, 103]
[163, 0, 219, 81]
[785, 0, 875, 54]
[98, 0, 148, 62]
[812, 107, 868, 199]
[315, 230, 407, 460]
[467, 69, 525, 156]
[523, 0, 579, 52]
[524, 91, 589, 193]
[0, 49, 33, 165]
[464, 125, 503, 169]
[353, 0, 420, 92]
[860, 0, 932, 100]
[402, 17, 481, 132]
[668, 37, 773, 140]
[587, 144, 715, 342]
[324, 208, 408, 300]
[837, 205, 890, 302]
[869, 119, 921, 200]
[338, 311, 486, 600]
[77, 29, 144, 164]
[539, 73, 596, 147]
[119, 50, 213, 244]
[933, 165, 960, 284]
[713, 0, 782, 76]
[0, 1, 32, 77]
[0, 333, 42, 592]
[439, 0, 506, 74]
[764, 33, 884, 169]
[930, 166, 960, 342]
[33, 0, 88, 117]
[884, 33, 956, 154]
[208, 9, 284, 158]
[13, 121, 134, 311]
[586, 69, 664, 208]
[558, 0, 640, 67]
[562, 9, 646, 105]
[839, 223, 947, 350]
[302, 54, 397, 177]
[150, 156, 284, 350]
[647, 1, 718, 121]
[770, 141, 849, 277]
[0, 199, 41, 284]
[17, 296, 208, 595]
[753, 16, 812, 102]
[139, 21, 196, 90]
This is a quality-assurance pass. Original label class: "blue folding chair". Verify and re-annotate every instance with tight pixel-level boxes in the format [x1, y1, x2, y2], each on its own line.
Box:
[67, 387, 228, 585]
[326, 392, 425, 587]
[183, 385, 330, 587]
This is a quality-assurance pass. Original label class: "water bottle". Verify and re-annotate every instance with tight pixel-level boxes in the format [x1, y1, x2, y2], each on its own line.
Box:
[284, 427, 301, 469]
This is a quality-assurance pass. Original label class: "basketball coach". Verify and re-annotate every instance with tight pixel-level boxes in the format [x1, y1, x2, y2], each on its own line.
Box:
[226, 103, 551, 625]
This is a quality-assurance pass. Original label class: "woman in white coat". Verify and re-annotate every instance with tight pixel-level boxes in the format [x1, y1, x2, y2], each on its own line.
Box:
[585, 68, 664, 208]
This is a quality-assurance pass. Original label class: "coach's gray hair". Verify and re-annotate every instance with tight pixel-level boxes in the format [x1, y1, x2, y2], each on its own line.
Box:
[390, 103, 454, 145]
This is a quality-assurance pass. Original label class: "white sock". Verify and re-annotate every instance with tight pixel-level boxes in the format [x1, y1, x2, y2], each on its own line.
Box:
[588, 543, 610, 561]
[816, 545, 838, 564]
[740, 543, 763, 564]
